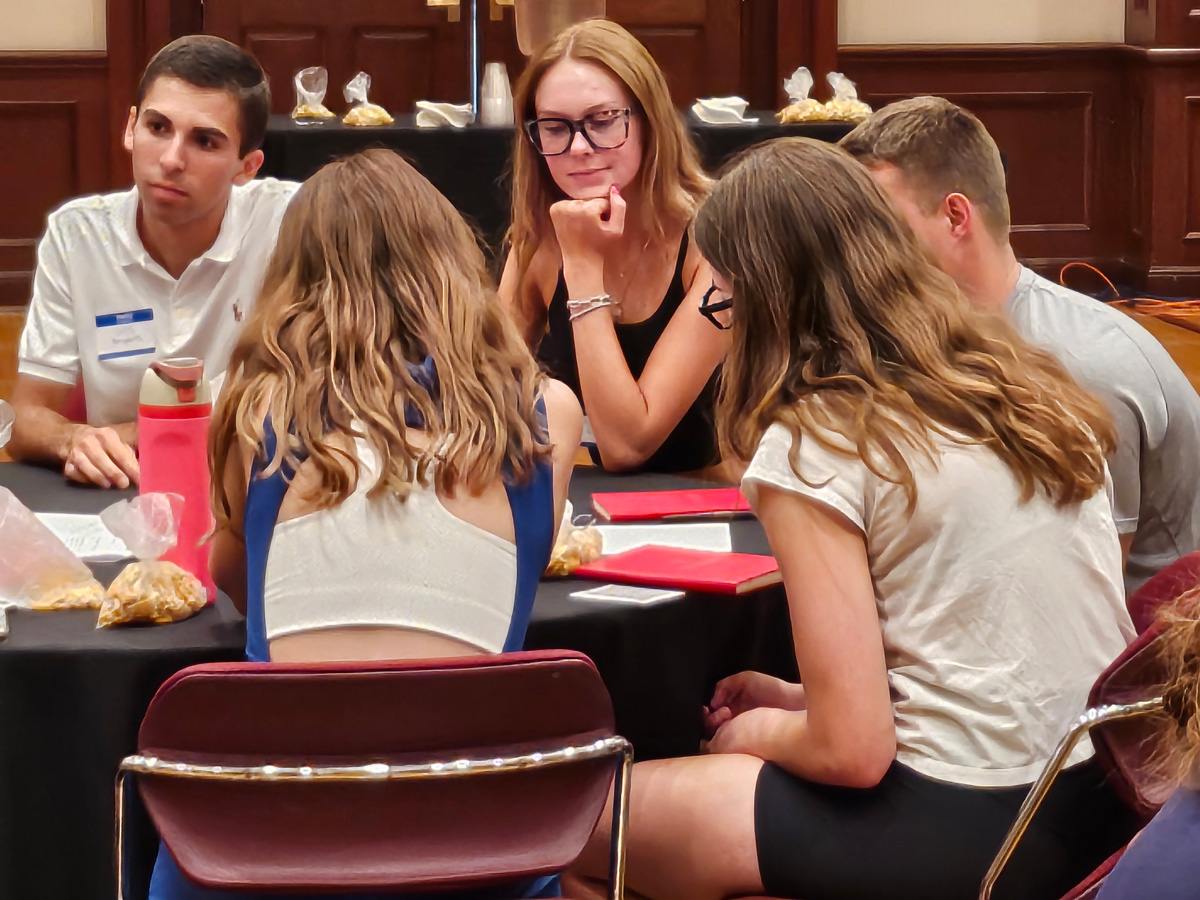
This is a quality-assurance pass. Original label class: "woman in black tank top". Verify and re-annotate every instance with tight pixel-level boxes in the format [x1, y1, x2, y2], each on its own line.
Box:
[500, 21, 728, 473]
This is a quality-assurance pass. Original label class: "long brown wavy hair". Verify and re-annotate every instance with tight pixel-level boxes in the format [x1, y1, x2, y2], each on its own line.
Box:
[210, 148, 550, 530]
[694, 138, 1115, 508]
[506, 18, 708, 335]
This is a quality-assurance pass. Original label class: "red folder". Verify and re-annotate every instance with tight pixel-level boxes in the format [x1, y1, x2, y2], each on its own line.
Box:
[575, 546, 781, 595]
[590, 488, 752, 522]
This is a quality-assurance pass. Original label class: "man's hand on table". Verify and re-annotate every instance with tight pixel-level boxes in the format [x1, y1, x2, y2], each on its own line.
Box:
[62, 423, 139, 489]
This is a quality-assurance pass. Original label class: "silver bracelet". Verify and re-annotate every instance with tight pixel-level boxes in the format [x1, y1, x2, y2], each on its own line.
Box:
[567, 293, 617, 321]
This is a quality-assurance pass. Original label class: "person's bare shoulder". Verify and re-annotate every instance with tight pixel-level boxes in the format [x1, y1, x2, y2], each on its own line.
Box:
[540, 377, 583, 447]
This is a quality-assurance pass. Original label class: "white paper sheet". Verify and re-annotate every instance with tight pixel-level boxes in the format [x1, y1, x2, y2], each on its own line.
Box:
[33, 513, 131, 562]
[594, 522, 732, 556]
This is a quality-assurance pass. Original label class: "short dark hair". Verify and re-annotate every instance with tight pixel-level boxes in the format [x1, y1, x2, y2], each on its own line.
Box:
[136, 35, 270, 157]
[840, 96, 1011, 241]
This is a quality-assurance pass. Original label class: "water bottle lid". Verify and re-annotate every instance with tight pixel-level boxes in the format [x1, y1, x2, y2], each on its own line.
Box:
[140, 357, 212, 407]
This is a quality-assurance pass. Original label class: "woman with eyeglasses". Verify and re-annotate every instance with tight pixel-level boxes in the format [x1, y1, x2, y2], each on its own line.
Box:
[500, 19, 726, 473]
[563, 138, 1139, 900]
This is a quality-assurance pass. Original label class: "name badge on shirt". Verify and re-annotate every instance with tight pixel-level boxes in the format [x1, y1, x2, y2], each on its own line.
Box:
[95, 309, 155, 362]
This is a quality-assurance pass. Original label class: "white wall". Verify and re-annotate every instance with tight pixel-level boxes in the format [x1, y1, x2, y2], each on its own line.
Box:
[0, 0, 106, 50]
[840, 0, 1126, 45]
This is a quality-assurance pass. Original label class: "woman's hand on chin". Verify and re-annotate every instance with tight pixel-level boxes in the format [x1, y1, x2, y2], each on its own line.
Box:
[550, 183, 626, 270]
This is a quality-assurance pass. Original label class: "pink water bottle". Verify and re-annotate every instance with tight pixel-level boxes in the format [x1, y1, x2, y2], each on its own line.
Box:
[138, 358, 216, 603]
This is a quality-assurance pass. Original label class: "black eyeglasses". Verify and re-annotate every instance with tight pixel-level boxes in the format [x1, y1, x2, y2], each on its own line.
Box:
[699, 284, 733, 330]
[525, 108, 632, 156]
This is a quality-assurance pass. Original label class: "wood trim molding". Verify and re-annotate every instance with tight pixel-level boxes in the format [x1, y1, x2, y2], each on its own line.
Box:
[0, 52, 107, 69]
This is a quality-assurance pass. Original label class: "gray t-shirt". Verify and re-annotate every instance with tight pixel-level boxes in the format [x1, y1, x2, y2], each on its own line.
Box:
[1007, 266, 1200, 594]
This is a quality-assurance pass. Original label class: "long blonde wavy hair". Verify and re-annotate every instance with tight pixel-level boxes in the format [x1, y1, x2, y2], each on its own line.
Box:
[210, 148, 550, 530]
[1152, 586, 1200, 789]
[694, 138, 1115, 508]
[506, 18, 709, 335]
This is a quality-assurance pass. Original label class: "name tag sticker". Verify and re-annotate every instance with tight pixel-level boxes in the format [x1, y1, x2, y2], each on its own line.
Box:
[95, 309, 155, 361]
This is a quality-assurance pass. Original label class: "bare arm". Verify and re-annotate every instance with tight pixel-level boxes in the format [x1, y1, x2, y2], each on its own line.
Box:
[554, 193, 728, 471]
[706, 485, 896, 788]
[9, 375, 139, 488]
[541, 377, 585, 528]
[499, 243, 558, 349]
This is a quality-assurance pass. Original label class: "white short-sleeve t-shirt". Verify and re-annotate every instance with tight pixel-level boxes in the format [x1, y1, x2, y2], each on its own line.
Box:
[18, 178, 299, 426]
[743, 421, 1136, 788]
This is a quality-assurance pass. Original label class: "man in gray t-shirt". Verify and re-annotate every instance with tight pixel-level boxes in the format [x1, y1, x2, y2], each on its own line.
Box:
[842, 97, 1200, 594]
[1007, 267, 1200, 592]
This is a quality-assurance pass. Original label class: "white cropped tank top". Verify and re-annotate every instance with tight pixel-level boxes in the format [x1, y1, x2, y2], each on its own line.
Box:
[261, 441, 519, 653]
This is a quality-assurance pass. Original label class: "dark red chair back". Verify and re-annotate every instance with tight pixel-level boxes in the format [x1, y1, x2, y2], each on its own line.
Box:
[1127, 551, 1200, 635]
[133, 650, 619, 893]
[1087, 626, 1173, 821]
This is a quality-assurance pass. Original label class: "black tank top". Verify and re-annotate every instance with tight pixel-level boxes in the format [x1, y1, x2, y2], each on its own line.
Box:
[536, 233, 720, 473]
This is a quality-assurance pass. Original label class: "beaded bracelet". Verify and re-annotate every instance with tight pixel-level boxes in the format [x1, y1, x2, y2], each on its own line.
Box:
[567, 293, 618, 322]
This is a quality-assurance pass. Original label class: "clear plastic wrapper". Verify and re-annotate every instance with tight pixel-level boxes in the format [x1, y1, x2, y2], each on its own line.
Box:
[0, 487, 103, 610]
[545, 501, 603, 577]
[822, 72, 873, 123]
[776, 66, 824, 124]
[291, 67, 335, 120]
[97, 494, 205, 627]
[342, 72, 394, 127]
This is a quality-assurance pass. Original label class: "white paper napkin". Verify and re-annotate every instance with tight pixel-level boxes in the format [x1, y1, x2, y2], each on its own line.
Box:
[690, 96, 758, 125]
[415, 101, 476, 128]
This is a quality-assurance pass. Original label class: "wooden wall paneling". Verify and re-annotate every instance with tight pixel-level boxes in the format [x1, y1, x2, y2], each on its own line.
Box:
[106, 0, 149, 189]
[778, 0, 839, 103]
[204, 0, 469, 116]
[482, 1, 752, 109]
[837, 45, 1134, 285]
[610, 0, 743, 105]
[1124, 47, 1200, 293]
[1126, 0, 1200, 47]
[740, 1, 778, 109]
[0, 53, 110, 308]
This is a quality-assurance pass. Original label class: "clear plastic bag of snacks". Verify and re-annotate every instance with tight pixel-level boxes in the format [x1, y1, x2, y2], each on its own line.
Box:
[776, 66, 824, 124]
[291, 66, 335, 120]
[822, 72, 873, 123]
[545, 501, 603, 577]
[0, 487, 104, 610]
[342, 72, 394, 126]
[97, 494, 205, 627]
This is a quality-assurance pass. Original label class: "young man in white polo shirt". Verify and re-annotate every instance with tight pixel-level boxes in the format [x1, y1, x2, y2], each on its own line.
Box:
[10, 35, 298, 488]
[842, 97, 1200, 594]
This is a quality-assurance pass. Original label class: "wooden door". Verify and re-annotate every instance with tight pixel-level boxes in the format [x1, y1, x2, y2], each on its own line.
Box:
[203, 0, 472, 116]
[481, 0, 748, 108]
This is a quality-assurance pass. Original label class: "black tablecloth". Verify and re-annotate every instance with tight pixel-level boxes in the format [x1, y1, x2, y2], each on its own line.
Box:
[0, 462, 793, 900]
[259, 113, 854, 249]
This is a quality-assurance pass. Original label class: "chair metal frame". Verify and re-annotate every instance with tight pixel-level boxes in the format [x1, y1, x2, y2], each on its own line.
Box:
[978, 698, 1164, 900]
[116, 734, 635, 900]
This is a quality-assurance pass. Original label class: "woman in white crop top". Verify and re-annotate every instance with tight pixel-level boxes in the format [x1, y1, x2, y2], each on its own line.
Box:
[149, 150, 582, 900]
[206, 147, 581, 666]
[566, 140, 1139, 900]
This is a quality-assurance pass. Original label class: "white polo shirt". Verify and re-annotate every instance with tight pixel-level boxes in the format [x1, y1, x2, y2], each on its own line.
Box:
[18, 177, 299, 426]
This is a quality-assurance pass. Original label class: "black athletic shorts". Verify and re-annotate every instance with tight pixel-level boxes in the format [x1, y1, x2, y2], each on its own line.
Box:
[754, 758, 1139, 900]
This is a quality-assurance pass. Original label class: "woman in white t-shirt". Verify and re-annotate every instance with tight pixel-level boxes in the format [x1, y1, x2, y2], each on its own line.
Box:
[565, 138, 1139, 900]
